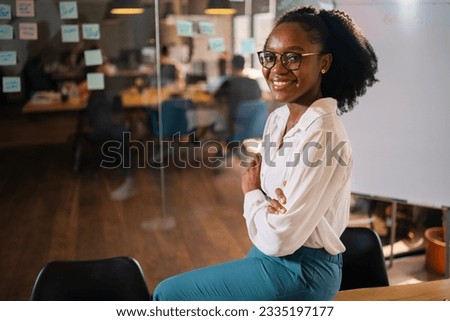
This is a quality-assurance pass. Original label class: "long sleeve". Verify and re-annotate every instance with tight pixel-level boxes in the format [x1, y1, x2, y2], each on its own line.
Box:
[243, 99, 352, 257]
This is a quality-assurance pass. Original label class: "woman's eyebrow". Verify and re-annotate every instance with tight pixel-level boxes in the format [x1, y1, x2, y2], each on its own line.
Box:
[264, 46, 307, 52]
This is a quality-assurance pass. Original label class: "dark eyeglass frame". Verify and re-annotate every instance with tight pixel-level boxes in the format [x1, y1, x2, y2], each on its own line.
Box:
[257, 50, 321, 71]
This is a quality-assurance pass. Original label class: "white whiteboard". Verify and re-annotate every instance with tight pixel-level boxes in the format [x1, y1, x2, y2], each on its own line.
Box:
[337, 2, 450, 208]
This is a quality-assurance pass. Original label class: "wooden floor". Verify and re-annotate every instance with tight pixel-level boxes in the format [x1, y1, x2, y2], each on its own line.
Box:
[0, 145, 253, 300]
[0, 105, 254, 299]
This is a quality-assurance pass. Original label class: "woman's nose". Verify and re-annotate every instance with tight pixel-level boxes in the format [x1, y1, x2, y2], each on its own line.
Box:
[271, 59, 289, 74]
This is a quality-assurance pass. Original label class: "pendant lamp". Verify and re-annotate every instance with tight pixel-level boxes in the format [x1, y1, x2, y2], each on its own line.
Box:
[204, 0, 236, 15]
[110, 0, 144, 15]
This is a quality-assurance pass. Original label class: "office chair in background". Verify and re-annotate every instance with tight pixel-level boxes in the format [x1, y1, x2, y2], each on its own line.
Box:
[229, 99, 269, 143]
[30, 256, 151, 300]
[339, 227, 390, 291]
[220, 99, 269, 164]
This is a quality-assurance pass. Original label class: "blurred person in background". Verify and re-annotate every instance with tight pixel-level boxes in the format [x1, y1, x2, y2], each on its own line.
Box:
[213, 54, 262, 137]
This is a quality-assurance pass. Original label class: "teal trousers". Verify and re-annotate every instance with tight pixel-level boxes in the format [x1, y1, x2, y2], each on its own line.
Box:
[153, 246, 342, 301]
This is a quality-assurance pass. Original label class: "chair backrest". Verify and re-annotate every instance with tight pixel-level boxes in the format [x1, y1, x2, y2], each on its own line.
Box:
[86, 91, 123, 139]
[149, 98, 193, 138]
[340, 227, 389, 291]
[149, 64, 178, 87]
[230, 99, 269, 142]
[30, 256, 151, 300]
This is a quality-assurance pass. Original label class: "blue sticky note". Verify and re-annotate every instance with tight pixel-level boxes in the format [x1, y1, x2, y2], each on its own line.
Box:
[241, 38, 255, 54]
[61, 24, 79, 43]
[82, 24, 100, 40]
[84, 49, 103, 67]
[3, 77, 21, 93]
[0, 51, 17, 66]
[199, 21, 215, 35]
[0, 4, 12, 20]
[209, 38, 226, 52]
[0, 25, 13, 40]
[87, 73, 105, 90]
[176, 20, 193, 37]
[59, 1, 78, 19]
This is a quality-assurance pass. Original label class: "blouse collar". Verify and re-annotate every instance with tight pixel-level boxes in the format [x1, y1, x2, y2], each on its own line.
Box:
[281, 98, 338, 137]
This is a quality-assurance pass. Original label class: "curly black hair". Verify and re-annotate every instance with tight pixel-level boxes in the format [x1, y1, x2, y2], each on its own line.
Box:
[274, 6, 378, 113]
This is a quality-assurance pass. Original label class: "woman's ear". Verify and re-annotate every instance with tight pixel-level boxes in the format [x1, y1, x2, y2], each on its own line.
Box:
[320, 53, 333, 74]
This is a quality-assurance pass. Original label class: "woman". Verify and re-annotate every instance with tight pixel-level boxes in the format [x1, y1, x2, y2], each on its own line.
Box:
[153, 6, 378, 301]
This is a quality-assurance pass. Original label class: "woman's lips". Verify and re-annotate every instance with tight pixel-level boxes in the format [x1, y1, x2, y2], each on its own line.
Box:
[271, 80, 296, 91]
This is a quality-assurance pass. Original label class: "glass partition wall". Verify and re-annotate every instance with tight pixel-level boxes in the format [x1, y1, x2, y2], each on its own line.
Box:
[0, 0, 270, 229]
[141, 0, 237, 232]
[0, 0, 169, 227]
[0, 0, 272, 296]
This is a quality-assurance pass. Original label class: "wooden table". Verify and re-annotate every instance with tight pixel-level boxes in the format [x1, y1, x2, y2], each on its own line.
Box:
[22, 85, 213, 114]
[22, 86, 219, 141]
[22, 97, 86, 113]
[121, 85, 212, 108]
[334, 279, 450, 301]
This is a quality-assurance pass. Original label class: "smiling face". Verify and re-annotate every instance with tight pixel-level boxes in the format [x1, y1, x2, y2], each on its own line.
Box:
[262, 22, 332, 107]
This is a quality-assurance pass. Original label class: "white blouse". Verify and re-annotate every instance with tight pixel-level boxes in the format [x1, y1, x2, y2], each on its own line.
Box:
[243, 98, 352, 256]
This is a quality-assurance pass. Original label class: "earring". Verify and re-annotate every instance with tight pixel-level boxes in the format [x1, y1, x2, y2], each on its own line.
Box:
[321, 69, 326, 74]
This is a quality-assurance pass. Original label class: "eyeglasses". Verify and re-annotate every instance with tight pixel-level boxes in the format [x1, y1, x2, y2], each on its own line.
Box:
[257, 51, 321, 71]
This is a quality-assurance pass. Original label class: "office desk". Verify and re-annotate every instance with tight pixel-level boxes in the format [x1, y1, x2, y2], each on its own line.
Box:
[334, 279, 450, 301]
[22, 97, 86, 113]
[121, 86, 212, 107]
[21, 90, 151, 114]
[22, 87, 218, 138]
[22, 86, 213, 113]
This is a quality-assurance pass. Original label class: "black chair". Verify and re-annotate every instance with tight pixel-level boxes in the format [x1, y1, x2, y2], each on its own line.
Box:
[148, 64, 179, 87]
[30, 256, 151, 300]
[340, 227, 389, 291]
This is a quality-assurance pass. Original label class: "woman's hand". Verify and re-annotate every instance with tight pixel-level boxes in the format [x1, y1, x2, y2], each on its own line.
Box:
[241, 154, 262, 194]
[267, 182, 287, 214]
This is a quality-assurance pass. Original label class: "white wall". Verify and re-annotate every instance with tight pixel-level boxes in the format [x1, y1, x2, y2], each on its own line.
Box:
[337, 1, 450, 207]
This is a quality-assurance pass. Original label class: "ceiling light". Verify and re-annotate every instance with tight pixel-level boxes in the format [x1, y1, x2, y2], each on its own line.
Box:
[110, 0, 144, 15]
[204, 0, 236, 15]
